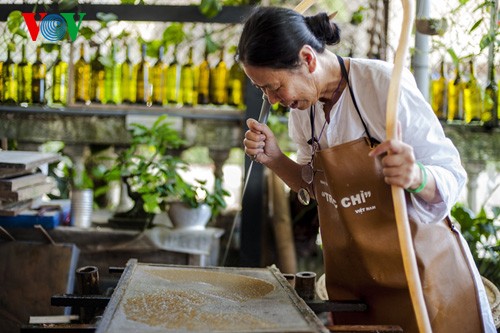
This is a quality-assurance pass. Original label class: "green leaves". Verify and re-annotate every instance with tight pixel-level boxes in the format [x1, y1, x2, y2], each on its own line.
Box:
[7, 10, 27, 39]
[57, 0, 79, 11]
[105, 115, 229, 218]
[79, 26, 95, 40]
[199, 0, 222, 19]
[350, 6, 367, 26]
[204, 32, 220, 54]
[162, 23, 186, 46]
[451, 204, 500, 285]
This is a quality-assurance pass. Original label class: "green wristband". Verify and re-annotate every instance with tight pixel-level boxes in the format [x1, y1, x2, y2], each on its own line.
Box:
[406, 162, 427, 194]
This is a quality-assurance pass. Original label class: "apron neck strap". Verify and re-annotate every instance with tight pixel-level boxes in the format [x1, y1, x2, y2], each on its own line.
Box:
[307, 104, 316, 146]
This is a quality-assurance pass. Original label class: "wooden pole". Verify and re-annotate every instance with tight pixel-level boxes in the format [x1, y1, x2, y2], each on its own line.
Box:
[385, 0, 432, 331]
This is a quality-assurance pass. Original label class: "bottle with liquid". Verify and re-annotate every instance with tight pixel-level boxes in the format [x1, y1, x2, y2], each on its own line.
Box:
[121, 44, 136, 104]
[74, 43, 91, 104]
[197, 45, 210, 105]
[228, 61, 246, 108]
[151, 46, 167, 106]
[180, 47, 195, 106]
[31, 45, 46, 105]
[482, 63, 498, 128]
[135, 43, 151, 105]
[104, 43, 121, 104]
[430, 60, 447, 120]
[166, 46, 180, 104]
[447, 63, 465, 122]
[18, 44, 32, 104]
[90, 46, 105, 104]
[52, 45, 68, 105]
[2, 47, 18, 104]
[464, 59, 482, 124]
[210, 48, 228, 105]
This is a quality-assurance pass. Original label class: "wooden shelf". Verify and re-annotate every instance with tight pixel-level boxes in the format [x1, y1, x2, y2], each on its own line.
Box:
[0, 104, 245, 121]
[0, 4, 254, 24]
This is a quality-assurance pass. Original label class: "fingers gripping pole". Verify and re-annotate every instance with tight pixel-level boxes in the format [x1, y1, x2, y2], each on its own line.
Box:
[386, 0, 432, 332]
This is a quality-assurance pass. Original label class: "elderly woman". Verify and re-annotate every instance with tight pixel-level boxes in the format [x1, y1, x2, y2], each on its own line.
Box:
[238, 6, 495, 332]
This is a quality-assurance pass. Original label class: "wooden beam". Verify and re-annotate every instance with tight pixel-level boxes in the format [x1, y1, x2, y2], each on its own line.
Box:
[0, 4, 254, 23]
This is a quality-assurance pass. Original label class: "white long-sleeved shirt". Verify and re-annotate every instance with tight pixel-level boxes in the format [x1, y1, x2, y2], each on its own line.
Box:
[289, 58, 466, 224]
[288, 58, 496, 332]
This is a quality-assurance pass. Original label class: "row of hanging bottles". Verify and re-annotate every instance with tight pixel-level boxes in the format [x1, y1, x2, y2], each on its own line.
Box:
[430, 58, 498, 128]
[0, 41, 246, 109]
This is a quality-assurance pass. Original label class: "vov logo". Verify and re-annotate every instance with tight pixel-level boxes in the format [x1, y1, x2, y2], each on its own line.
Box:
[22, 12, 86, 42]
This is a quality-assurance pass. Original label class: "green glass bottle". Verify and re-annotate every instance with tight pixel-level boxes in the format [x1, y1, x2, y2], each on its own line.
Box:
[447, 63, 465, 122]
[2, 47, 18, 104]
[430, 60, 447, 120]
[105, 43, 121, 104]
[121, 45, 136, 104]
[210, 48, 228, 105]
[90, 46, 105, 104]
[135, 43, 151, 105]
[464, 59, 482, 123]
[228, 61, 246, 109]
[74, 43, 91, 104]
[166, 46, 180, 104]
[197, 45, 210, 105]
[482, 63, 498, 128]
[32, 45, 46, 105]
[18, 44, 32, 104]
[180, 47, 195, 106]
[152, 46, 167, 106]
[52, 45, 68, 105]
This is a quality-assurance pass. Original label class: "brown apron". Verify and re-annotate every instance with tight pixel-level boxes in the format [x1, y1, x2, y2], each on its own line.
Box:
[310, 56, 485, 332]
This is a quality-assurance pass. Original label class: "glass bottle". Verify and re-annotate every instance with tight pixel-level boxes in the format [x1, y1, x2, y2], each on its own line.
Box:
[447, 63, 465, 122]
[105, 43, 121, 104]
[2, 47, 18, 104]
[151, 46, 167, 106]
[18, 44, 32, 104]
[121, 44, 136, 104]
[464, 59, 482, 123]
[166, 46, 180, 104]
[430, 60, 447, 120]
[197, 45, 210, 105]
[90, 46, 105, 104]
[228, 61, 246, 108]
[135, 43, 151, 105]
[180, 47, 195, 106]
[482, 64, 498, 128]
[52, 45, 68, 105]
[32, 45, 46, 105]
[210, 48, 228, 105]
[74, 43, 91, 104]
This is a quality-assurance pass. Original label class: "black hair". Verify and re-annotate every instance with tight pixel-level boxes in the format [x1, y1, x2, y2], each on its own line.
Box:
[237, 6, 341, 69]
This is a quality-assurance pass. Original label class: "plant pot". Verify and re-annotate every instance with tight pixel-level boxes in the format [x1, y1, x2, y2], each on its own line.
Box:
[415, 18, 448, 36]
[167, 202, 211, 230]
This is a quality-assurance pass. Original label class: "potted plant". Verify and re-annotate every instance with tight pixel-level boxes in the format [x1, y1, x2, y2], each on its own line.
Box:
[105, 115, 230, 229]
[451, 203, 500, 286]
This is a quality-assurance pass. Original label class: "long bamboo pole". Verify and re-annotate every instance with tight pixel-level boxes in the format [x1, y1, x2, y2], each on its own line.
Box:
[385, 0, 432, 331]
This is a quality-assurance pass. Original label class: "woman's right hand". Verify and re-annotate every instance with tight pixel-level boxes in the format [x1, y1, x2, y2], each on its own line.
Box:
[244, 118, 282, 166]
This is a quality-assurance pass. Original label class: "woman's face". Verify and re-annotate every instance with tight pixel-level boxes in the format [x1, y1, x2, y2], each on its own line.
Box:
[242, 63, 318, 111]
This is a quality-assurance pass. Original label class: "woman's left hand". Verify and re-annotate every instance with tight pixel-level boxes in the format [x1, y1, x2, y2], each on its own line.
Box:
[368, 123, 422, 190]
